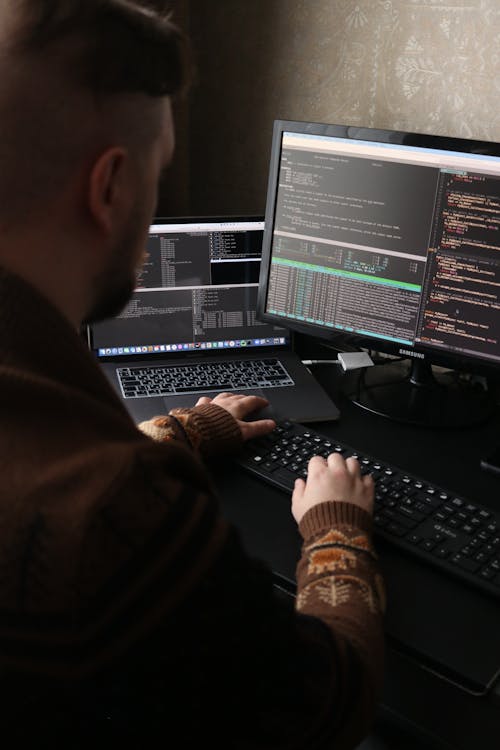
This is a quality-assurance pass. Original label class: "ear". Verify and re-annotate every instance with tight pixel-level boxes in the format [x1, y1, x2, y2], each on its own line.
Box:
[87, 146, 129, 235]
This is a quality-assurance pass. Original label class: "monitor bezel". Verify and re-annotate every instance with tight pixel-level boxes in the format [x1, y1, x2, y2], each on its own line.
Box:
[257, 119, 500, 380]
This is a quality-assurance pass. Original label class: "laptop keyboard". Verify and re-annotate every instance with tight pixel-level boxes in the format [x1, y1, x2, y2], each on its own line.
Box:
[117, 358, 295, 399]
[236, 420, 500, 601]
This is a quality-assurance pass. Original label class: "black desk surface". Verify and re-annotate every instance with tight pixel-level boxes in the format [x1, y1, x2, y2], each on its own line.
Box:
[213, 362, 500, 750]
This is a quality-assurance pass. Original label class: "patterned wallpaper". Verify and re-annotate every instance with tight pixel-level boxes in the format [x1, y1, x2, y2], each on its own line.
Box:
[331, 0, 500, 139]
[168, 1, 500, 215]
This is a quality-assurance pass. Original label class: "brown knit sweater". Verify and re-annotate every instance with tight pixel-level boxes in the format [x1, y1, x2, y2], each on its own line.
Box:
[0, 266, 385, 749]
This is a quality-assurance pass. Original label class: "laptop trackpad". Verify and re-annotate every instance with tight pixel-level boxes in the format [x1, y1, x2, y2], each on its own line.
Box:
[125, 389, 281, 425]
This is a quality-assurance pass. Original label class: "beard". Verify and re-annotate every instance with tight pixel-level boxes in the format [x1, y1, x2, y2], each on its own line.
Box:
[82, 210, 148, 326]
[82, 265, 136, 325]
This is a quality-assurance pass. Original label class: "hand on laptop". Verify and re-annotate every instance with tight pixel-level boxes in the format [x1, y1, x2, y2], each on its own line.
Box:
[291, 453, 374, 524]
[195, 393, 276, 441]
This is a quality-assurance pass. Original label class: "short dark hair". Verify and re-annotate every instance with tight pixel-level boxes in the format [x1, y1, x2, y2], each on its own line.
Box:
[0, 1, 192, 224]
[14, 0, 191, 98]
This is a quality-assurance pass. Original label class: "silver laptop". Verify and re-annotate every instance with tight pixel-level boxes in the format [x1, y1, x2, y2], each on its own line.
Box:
[87, 216, 339, 424]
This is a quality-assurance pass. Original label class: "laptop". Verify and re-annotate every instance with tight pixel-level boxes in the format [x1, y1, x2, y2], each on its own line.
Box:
[87, 216, 339, 425]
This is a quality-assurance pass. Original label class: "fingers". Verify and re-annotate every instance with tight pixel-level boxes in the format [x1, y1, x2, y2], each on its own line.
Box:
[345, 455, 362, 477]
[292, 451, 375, 523]
[239, 418, 276, 442]
[309, 451, 352, 479]
[196, 392, 271, 419]
[196, 392, 245, 407]
[306, 453, 331, 478]
[214, 393, 268, 406]
[211, 392, 271, 420]
[291, 475, 305, 502]
[361, 472, 375, 513]
[194, 392, 276, 443]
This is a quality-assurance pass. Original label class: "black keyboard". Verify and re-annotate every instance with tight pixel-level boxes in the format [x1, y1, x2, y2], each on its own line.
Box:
[237, 420, 500, 600]
[117, 358, 294, 399]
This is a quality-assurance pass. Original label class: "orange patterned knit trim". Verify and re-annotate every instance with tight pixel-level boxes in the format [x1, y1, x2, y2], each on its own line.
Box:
[299, 527, 386, 614]
[137, 415, 193, 447]
[297, 574, 385, 615]
[305, 528, 373, 555]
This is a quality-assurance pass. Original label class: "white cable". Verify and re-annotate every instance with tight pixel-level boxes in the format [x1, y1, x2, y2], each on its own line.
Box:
[301, 359, 341, 366]
[302, 352, 375, 372]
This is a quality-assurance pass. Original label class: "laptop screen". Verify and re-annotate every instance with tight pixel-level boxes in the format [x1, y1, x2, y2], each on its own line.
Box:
[88, 217, 290, 359]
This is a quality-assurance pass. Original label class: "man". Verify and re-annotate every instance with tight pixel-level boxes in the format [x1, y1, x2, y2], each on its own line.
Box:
[0, 1, 385, 747]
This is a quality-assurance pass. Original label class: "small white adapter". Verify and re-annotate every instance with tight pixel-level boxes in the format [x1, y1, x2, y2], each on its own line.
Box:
[337, 352, 374, 371]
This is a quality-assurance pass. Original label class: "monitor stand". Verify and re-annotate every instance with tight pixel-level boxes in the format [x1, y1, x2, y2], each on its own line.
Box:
[344, 358, 494, 428]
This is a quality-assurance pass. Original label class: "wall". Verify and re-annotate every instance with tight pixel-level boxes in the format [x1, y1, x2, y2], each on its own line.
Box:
[173, 0, 500, 217]
[151, 0, 191, 217]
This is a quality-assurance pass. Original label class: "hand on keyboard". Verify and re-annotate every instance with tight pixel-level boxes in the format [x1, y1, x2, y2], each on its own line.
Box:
[195, 392, 276, 442]
[237, 421, 500, 601]
[292, 453, 374, 524]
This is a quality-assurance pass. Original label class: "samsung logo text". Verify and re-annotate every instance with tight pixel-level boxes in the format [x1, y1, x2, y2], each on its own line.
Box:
[398, 348, 425, 360]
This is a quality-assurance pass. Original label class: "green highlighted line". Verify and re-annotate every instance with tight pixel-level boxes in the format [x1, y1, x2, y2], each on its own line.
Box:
[272, 257, 421, 292]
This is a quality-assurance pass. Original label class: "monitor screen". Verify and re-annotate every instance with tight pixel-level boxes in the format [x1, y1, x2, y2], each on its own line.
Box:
[88, 217, 290, 359]
[257, 120, 500, 426]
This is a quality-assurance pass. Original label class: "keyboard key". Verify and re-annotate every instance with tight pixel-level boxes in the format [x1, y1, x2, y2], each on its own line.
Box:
[386, 522, 407, 537]
[434, 547, 451, 559]
[406, 532, 422, 545]
[421, 539, 436, 552]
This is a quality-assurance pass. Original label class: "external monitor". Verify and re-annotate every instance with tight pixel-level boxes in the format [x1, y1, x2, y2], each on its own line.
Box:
[257, 119, 500, 427]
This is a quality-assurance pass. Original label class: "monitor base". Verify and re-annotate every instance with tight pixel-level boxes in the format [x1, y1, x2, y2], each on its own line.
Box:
[345, 358, 494, 429]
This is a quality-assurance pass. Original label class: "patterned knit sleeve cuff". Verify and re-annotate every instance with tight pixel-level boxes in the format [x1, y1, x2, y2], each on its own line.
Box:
[296, 501, 385, 616]
[169, 403, 243, 458]
[138, 404, 242, 457]
[137, 414, 192, 446]
[299, 501, 374, 542]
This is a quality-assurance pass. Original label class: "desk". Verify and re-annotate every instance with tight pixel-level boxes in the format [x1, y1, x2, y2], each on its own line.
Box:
[214, 361, 500, 750]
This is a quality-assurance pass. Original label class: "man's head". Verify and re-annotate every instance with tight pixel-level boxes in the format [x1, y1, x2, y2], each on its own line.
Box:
[0, 1, 191, 325]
